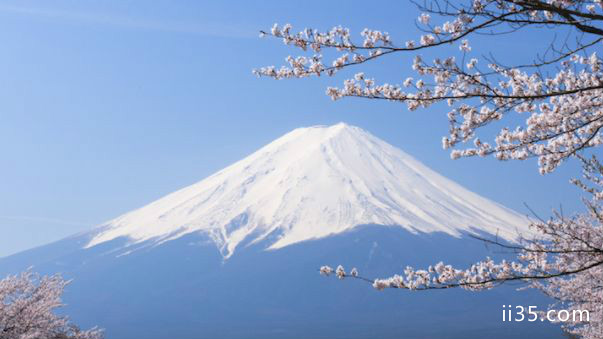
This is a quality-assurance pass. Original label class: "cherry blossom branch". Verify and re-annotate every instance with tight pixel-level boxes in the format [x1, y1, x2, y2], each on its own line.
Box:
[255, 9, 526, 80]
[320, 259, 603, 291]
[256, 1, 603, 174]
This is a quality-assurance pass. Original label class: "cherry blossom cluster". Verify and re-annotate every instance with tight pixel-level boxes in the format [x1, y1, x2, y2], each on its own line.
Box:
[320, 265, 359, 280]
[0, 270, 103, 339]
[256, 1, 603, 173]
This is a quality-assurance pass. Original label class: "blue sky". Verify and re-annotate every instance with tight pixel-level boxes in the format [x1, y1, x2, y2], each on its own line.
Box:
[0, 0, 584, 257]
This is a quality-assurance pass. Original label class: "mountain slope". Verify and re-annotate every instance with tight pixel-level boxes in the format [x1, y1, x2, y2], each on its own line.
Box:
[87, 123, 529, 258]
[0, 226, 562, 339]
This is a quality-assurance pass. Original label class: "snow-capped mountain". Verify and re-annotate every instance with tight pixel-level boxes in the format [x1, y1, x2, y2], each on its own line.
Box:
[0, 123, 561, 339]
[88, 122, 529, 258]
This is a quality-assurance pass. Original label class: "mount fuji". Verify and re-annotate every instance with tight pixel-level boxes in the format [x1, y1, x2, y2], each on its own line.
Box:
[0, 123, 563, 339]
[87, 122, 529, 256]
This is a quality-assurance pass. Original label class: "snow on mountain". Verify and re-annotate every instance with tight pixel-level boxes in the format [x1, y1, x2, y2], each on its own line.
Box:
[86, 122, 530, 258]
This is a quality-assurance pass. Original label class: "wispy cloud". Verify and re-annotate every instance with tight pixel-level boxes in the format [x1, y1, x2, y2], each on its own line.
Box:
[0, 215, 92, 227]
[0, 4, 255, 39]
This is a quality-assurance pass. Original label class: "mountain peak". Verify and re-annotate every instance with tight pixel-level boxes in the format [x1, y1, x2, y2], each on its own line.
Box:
[326, 121, 352, 131]
[86, 123, 529, 258]
[275, 122, 360, 146]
